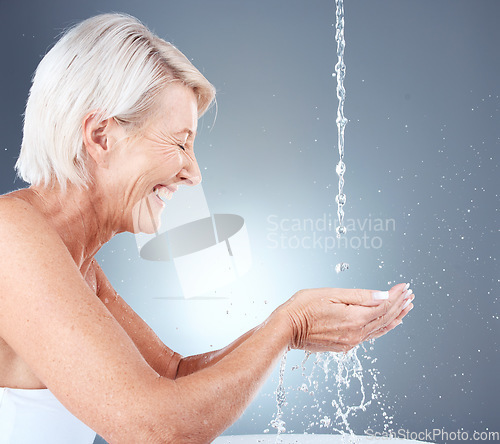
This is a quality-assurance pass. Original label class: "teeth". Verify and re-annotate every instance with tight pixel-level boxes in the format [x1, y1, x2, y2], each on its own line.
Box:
[154, 186, 172, 201]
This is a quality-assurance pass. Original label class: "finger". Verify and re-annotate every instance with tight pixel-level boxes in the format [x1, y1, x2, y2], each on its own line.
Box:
[327, 282, 408, 308]
[367, 282, 409, 307]
[363, 287, 414, 333]
[369, 313, 406, 340]
[367, 302, 414, 341]
[357, 284, 410, 326]
[369, 322, 397, 341]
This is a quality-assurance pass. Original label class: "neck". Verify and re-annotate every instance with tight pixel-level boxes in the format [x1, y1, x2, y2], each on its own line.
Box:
[26, 182, 120, 268]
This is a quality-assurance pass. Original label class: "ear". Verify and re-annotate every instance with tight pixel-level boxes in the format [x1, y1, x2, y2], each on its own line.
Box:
[82, 111, 115, 167]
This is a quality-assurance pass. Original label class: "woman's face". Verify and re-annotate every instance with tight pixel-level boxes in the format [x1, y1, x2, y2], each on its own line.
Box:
[105, 82, 201, 234]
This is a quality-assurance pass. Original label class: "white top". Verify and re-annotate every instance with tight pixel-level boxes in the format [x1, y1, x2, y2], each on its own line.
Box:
[0, 387, 96, 444]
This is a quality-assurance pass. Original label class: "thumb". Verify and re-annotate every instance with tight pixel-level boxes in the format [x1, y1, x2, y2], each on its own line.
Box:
[370, 282, 409, 305]
[330, 283, 408, 307]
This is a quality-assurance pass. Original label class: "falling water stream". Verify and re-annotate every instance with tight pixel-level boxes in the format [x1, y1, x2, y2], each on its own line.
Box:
[334, 0, 349, 274]
[270, 1, 391, 441]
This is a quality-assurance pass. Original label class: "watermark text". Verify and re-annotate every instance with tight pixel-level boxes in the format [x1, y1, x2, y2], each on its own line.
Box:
[266, 214, 395, 251]
[365, 428, 499, 442]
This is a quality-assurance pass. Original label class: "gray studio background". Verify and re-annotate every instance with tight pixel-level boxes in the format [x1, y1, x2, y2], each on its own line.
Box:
[0, 1, 498, 443]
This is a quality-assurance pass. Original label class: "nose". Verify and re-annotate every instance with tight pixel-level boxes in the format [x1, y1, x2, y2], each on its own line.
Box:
[177, 152, 202, 186]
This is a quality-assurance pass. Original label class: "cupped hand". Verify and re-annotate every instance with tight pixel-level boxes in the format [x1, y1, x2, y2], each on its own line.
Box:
[280, 283, 414, 353]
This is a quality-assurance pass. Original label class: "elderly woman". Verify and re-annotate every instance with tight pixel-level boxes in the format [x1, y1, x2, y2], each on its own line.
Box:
[0, 13, 414, 444]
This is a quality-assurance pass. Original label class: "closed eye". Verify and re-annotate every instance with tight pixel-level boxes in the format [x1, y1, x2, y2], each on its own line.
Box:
[178, 144, 186, 151]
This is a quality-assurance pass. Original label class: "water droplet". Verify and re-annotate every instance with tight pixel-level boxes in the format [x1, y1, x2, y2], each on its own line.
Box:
[336, 193, 346, 205]
[335, 262, 349, 273]
[336, 160, 346, 176]
[336, 116, 348, 127]
[336, 226, 347, 237]
[320, 415, 332, 427]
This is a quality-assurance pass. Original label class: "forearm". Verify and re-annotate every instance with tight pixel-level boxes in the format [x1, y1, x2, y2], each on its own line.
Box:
[151, 309, 291, 443]
[176, 325, 260, 377]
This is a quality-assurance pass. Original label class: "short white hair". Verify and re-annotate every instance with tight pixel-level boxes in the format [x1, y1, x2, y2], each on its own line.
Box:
[16, 13, 216, 190]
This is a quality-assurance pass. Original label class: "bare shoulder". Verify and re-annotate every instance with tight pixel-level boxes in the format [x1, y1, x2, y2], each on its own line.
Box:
[0, 191, 34, 217]
[0, 191, 59, 242]
[0, 193, 71, 280]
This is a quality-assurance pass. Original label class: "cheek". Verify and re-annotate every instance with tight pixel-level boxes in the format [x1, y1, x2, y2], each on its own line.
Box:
[154, 145, 183, 165]
[144, 147, 184, 179]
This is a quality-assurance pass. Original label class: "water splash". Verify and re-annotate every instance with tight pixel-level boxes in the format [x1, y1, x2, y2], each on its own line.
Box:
[290, 344, 394, 439]
[271, 352, 287, 442]
[334, 0, 349, 273]
[328, 349, 369, 437]
[271, 346, 395, 439]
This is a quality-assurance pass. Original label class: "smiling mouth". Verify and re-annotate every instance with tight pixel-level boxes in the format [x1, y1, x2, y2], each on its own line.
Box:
[153, 184, 177, 202]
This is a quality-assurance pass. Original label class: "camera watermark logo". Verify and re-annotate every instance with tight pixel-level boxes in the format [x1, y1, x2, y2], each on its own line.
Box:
[266, 213, 395, 252]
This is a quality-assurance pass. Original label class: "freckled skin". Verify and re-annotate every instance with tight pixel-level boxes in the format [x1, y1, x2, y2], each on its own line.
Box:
[0, 82, 413, 443]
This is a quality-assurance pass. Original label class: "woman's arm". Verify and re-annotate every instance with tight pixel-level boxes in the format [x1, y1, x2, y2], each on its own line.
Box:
[93, 261, 182, 379]
[176, 327, 259, 377]
[0, 198, 411, 444]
